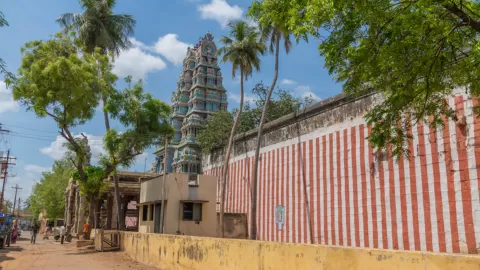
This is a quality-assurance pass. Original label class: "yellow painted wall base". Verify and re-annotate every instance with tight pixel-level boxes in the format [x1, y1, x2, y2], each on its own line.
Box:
[119, 232, 480, 270]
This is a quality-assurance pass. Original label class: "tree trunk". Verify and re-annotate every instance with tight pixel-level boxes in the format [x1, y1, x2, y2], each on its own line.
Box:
[65, 179, 76, 236]
[102, 95, 111, 130]
[113, 172, 125, 230]
[251, 34, 280, 240]
[102, 94, 124, 230]
[85, 193, 96, 240]
[220, 70, 245, 238]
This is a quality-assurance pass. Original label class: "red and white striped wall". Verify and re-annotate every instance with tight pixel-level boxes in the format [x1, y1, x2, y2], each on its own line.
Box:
[203, 95, 480, 254]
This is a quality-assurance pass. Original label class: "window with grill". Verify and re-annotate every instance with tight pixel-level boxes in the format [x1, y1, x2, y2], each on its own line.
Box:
[183, 203, 202, 221]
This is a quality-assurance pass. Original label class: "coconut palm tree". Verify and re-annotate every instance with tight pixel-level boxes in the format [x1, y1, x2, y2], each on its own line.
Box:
[56, 0, 135, 57]
[57, 0, 136, 231]
[250, 22, 292, 241]
[217, 21, 265, 237]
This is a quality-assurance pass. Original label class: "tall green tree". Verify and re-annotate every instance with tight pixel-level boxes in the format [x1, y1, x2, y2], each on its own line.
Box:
[12, 33, 111, 237]
[63, 133, 104, 236]
[247, 3, 293, 240]
[28, 159, 73, 220]
[57, 0, 136, 229]
[217, 21, 265, 237]
[102, 76, 174, 229]
[56, 0, 135, 131]
[248, 0, 480, 158]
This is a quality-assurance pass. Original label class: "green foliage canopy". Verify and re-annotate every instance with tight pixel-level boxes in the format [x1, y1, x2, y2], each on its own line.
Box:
[197, 111, 234, 154]
[236, 82, 315, 133]
[103, 77, 174, 170]
[12, 33, 114, 179]
[198, 82, 314, 153]
[71, 165, 106, 199]
[13, 34, 103, 126]
[28, 159, 73, 219]
[248, 0, 480, 157]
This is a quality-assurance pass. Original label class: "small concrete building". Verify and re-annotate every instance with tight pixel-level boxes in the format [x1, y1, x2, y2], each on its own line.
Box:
[138, 173, 217, 237]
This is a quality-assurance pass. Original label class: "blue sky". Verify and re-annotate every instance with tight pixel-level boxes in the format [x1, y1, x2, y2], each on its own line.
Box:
[0, 0, 341, 202]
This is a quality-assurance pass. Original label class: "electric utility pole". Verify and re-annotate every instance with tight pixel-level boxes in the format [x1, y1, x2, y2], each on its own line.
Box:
[0, 150, 16, 208]
[17, 198, 21, 217]
[11, 184, 22, 216]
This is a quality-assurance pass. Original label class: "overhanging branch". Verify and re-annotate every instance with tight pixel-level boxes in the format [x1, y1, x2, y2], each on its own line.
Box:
[443, 3, 480, 33]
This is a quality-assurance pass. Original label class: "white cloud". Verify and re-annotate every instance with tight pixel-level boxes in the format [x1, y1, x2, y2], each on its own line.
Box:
[113, 40, 167, 80]
[280, 79, 297, 85]
[198, 0, 244, 28]
[294, 85, 321, 101]
[24, 164, 50, 173]
[40, 133, 105, 161]
[129, 37, 146, 49]
[228, 92, 256, 104]
[0, 81, 19, 113]
[150, 34, 193, 65]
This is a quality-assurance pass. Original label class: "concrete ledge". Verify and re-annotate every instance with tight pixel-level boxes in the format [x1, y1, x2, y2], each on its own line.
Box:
[119, 232, 480, 270]
[76, 240, 94, 248]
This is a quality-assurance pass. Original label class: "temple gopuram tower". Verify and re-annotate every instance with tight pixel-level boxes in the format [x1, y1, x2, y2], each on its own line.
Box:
[153, 32, 228, 182]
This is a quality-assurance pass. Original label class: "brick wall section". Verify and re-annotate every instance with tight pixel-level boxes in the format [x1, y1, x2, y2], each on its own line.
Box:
[202, 92, 480, 254]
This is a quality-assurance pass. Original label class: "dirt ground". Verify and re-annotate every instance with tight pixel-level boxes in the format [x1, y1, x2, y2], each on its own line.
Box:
[0, 232, 160, 270]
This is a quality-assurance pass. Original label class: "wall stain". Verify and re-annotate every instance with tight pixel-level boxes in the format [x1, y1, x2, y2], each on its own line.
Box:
[376, 254, 393, 261]
[185, 243, 204, 261]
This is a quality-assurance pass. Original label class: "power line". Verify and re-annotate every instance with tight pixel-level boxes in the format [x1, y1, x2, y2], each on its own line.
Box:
[3, 123, 170, 141]
[1, 123, 58, 134]
[8, 131, 166, 143]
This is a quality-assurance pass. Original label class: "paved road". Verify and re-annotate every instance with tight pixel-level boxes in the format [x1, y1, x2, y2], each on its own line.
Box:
[0, 232, 159, 270]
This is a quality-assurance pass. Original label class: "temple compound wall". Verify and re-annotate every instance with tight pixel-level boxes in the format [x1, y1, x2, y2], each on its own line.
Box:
[202, 91, 480, 254]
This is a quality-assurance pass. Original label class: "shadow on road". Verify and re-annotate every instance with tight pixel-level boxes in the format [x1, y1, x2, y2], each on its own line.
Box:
[0, 238, 26, 270]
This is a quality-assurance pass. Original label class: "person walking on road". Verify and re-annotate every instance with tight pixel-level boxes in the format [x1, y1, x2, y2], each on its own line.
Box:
[59, 225, 65, 244]
[30, 221, 39, 244]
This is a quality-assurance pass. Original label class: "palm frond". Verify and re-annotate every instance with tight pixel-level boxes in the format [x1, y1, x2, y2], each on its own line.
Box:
[0, 11, 8, 27]
[218, 20, 265, 80]
[283, 32, 292, 54]
[56, 13, 84, 34]
[57, 0, 135, 57]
